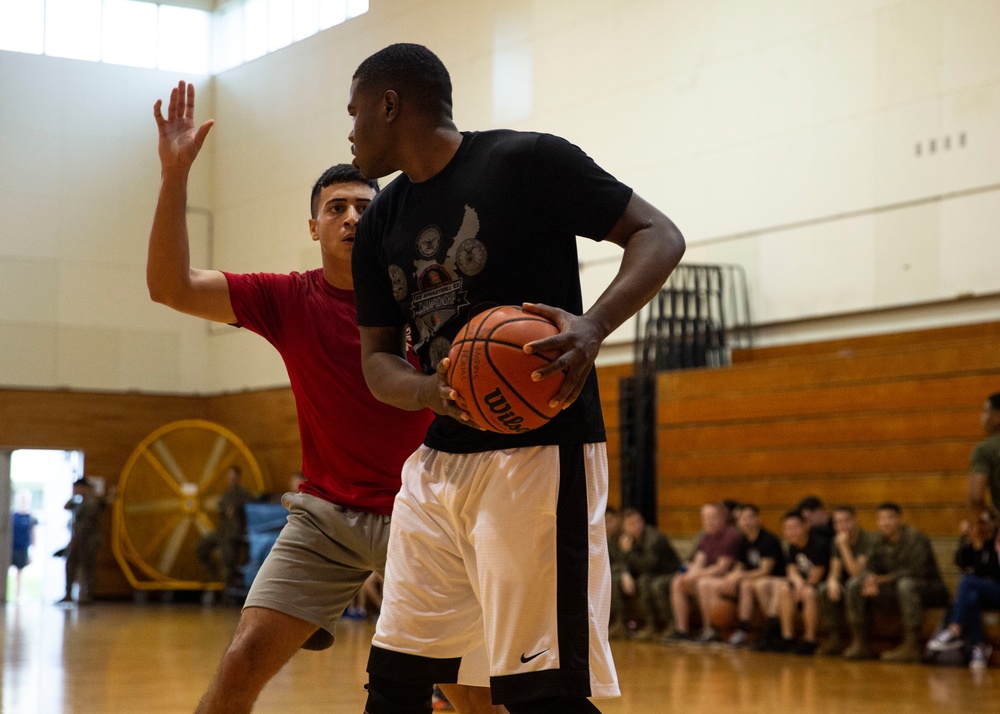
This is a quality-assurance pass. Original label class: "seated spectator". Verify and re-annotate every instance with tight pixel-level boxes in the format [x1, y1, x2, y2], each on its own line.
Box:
[967, 391, 1000, 510]
[699, 503, 785, 647]
[844, 502, 950, 662]
[195, 466, 254, 587]
[721, 498, 742, 526]
[797, 495, 835, 541]
[817, 505, 877, 655]
[609, 508, 682, 641]
[606, 506, 628, 639]
[770, 510, 831, 655]
[666, 503, 740, 643]
[926, 506, 1000, 669]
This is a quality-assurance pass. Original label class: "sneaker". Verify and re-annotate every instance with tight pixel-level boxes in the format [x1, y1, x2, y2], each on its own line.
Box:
[696, 627, 719, 644]
[791, 640, 818, 656]
[661, 630, 691, 645]
[970, 643, 993, 670]
[927, 628, 963, 652]
[342, 606, 366, 621]
[727, 629, 749, 648]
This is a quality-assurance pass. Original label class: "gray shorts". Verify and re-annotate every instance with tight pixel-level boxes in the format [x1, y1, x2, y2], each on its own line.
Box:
[244, 491, 390, 647]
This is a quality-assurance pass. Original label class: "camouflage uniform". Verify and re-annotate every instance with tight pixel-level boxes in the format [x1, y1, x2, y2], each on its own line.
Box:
[196, 483, 254, 584]
[610, 524, 681, 634]
[818, 528, 878, 645]
[845, 525, 949, 658]
[64, 493, 106, 603]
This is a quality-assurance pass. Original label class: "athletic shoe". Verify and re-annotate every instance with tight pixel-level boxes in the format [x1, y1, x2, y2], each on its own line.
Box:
[661, 630, 691, 645]
[970, 643, 993, 670]
[791, 640, 818, 656]
[727, 629, 749, 648]
[342, 606, 366, 621]
[927, 628, 964, 652]
[695, 627, 719, 644]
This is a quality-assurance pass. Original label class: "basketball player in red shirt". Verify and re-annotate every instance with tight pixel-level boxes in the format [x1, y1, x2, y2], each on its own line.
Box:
[148, 80, 502, 714]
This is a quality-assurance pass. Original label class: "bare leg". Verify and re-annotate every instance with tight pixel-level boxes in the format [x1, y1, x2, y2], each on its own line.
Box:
[778, 583, 795, 639]
[737, 579, 755, 622]
[670, 574, 690, 633]
[802, 587, 818, 641]
[696, 578, 717, 631]
[438, 684, 508, 714]
[195, 606, 319, 714]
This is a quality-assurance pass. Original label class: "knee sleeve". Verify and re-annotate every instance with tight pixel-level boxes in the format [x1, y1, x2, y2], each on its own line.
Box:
[364, 675, 434, 714]
[506, 697, 601, 714]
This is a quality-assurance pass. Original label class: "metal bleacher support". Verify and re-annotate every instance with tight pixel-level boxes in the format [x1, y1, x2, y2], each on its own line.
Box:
[619, 264, 752, 526]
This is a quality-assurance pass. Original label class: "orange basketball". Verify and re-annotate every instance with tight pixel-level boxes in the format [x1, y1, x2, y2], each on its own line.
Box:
[709, 598, 738, 633]
[447, 305, 565, 434]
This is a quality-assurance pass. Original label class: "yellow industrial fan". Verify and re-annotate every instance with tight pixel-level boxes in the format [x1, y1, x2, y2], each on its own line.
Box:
[112, 419, 265, 595]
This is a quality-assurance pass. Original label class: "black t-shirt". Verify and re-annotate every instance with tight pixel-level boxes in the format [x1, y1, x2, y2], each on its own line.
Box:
[353, 130, 633, 454]
[786, 533, 831, 580]
[737, 527, 786, 574]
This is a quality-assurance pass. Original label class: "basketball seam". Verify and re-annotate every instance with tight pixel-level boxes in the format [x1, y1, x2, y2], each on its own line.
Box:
[481, 319, 558, 423]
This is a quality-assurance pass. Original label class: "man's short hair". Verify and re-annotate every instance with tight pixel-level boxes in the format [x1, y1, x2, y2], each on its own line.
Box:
[796, 496, 823, 512]
[832, 505, 856, 517]
[621, 507, 642, 521]
[989, 392, 1000, 411]
[876, 501, 902, 514]
[310, 164, 379, 218]
[783, 508, 805, 521]
[353, 43, 454, 119]
[740, 503, 760, 515]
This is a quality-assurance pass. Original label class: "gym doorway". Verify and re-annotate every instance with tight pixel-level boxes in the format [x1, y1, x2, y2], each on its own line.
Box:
[6, 449, 82, 603]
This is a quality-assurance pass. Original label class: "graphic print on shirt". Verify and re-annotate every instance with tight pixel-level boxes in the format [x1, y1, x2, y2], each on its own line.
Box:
[391, 204, 488, 367]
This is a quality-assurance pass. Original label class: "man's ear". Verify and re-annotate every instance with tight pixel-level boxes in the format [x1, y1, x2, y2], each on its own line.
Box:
[383, 90, 399, 122]
[308, 218, 319, 242]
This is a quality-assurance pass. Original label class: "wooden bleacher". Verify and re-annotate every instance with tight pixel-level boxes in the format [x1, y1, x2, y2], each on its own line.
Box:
[599, 319, 1000, 654]
[626, 320, 999, 544]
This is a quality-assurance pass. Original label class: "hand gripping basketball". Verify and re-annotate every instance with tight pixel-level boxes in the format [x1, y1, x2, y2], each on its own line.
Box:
[446, 305, 566, 433]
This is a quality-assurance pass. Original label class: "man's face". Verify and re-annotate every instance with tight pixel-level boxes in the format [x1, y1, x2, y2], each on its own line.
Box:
[801, 507, 826, 527]
[310, 181, 375, 269]
[348, 80, 392, 180]
[876, 508, 901, 538]
[737, 507, 759, 536]
[623, 513, 645, 540]
[701, 505, 723, 535]
[783, 516, 806, 545]
[832, 510, 856, 536]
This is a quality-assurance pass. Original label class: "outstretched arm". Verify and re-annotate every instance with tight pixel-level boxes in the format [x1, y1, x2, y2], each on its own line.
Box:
[524, 193, 685, 408]
[147, 80, 235, 323]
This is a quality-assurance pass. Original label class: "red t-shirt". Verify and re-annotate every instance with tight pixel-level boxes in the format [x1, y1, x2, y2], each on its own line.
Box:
[224, 269, 432, 515]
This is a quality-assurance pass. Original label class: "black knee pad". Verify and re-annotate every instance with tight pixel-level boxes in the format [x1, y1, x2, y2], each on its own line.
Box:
[364, 675, 434, 714]
[506, 696, 601, 714]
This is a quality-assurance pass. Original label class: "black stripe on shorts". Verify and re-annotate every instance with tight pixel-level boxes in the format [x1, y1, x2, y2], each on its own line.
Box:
[492, 442, 593, 704]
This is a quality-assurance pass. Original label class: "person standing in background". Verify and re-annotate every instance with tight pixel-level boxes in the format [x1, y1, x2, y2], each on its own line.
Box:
[10, 490, 38, 600]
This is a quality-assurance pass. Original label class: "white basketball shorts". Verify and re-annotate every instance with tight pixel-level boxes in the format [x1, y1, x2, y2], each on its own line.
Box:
[368, 442, 619, 704]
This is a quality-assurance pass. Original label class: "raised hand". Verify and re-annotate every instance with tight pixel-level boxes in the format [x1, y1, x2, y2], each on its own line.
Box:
[153, 80, 214, 174]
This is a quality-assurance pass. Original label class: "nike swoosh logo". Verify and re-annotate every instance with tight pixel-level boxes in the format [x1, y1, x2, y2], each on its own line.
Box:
[520, 649, 550, 663]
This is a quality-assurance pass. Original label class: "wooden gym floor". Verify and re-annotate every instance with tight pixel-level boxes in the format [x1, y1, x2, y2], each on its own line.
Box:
[2, 601, 996, 713]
